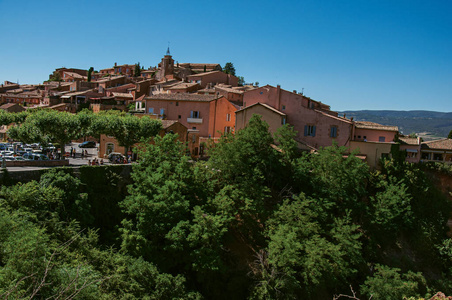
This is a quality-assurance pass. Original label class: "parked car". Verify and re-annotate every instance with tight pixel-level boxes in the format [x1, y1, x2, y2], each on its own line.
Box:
[79, 141, 96, 148]
[3, 156, 24, 161]
[41, 143, 56, 151]
[108, 152, 125, 163]
[22, 153, 49, 161]
[1, 151, 15, 157]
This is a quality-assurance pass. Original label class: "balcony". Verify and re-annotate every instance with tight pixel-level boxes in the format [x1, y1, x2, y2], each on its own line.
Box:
[187, 117, 203, 124]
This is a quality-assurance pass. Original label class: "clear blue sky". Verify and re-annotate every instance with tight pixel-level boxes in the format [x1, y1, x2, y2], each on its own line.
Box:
[1, 0, 450, 112]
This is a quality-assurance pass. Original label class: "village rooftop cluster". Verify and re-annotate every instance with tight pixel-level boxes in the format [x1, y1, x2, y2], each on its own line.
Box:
[0, 48, 451, 167]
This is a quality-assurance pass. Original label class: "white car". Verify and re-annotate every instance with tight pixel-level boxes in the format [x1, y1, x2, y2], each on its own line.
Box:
[22, 153, 49, 161]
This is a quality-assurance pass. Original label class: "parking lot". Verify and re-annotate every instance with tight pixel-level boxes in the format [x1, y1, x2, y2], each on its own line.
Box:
[2, 142, 117, 172]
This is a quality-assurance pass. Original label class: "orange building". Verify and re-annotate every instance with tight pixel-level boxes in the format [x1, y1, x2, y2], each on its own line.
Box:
[141, 93, 238, 138]
[98, 120, 188, 159]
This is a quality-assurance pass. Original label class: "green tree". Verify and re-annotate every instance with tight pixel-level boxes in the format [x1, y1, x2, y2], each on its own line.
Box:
[102, 114, 162, 155]
[448, 129, 452, 139]
[361, 264, 428, 300]
[120, 133, 196, 266]
[238, 76, 245, 86]
[87, 67, 94, 82]
[255, 194, 363, 298]
[134, 62, 141, 77]
[48, 72, 62, 82]
[10, 110, 81, 158]
[223, 62, 236, 76]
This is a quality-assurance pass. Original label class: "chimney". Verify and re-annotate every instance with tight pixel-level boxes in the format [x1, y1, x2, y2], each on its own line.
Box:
[293, 90, 297, 94]
[114, 62, 117, 67]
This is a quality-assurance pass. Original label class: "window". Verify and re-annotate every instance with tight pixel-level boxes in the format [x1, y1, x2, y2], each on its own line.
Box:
[304, 125, 316, 137]
[379, 136, 386, 142]
[190, 111, 200, 118]
[226, 113, 231, 121]
[224, 126, 232, 134]
[192, 127, 197, 130]
[160, 108, 165, 115]
[330, 126, 338, 138]
[176, 101, 179, 106]
[282, 105, 286, 110]
[106, 143, 114, 155]
[148, 107, 154, 114]
[178, 115, 181, 119]
[281, 117, 286, 125]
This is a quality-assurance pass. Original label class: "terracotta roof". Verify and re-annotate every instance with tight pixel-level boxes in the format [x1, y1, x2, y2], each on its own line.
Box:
[112, 92, 133, 98]
[179, 63, 220, 69]
[236, 102, 286, 116]
[197, 88, 216, 94]
[135, 94, 145, 101]
[422, 138, 452, 150]
[95, 75, 125, 83]
[187, 70, 224, 78]
[155, 79, 180, 85]
[315, 109, 353, 124]
[215, 85, 244, 94]
[49, 103, 68, 109]
[105, 83, 136, 91]
[0, 103, 21, 109]
[167, 82, 200, 90]
[160, 120, 179, 129]
[60, 89, 95, 98]
[64, 71, 87, 79]
[354, 121, 398, 132]
[145, 93, 218, 102]
[399, 136, 420, 145]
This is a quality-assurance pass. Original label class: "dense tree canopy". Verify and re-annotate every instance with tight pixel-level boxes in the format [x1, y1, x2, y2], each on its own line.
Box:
[0, 113, 451, 299]
[5, 109, 162, 156]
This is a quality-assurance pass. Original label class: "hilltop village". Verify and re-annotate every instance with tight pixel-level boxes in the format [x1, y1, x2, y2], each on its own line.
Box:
[0, 48, 451, 167]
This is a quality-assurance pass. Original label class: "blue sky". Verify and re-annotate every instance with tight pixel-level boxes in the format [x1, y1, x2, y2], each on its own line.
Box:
[0, 0, 450, 112]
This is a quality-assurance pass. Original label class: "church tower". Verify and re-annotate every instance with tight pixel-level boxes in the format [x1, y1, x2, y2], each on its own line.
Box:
[157, 47, 174, 80]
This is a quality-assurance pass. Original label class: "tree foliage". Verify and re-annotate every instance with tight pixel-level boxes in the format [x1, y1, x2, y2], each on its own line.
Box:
[223, 62, 236, 76]
[1, 112, 451, 299]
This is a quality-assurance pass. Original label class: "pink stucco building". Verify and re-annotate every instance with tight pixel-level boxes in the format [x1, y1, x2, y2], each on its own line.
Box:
[242, 85, 353, 149]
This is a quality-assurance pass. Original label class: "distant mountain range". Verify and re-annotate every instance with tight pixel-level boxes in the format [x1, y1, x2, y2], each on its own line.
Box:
[339, 110, 452, 140]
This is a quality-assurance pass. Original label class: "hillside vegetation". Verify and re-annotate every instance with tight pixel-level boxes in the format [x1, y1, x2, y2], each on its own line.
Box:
[341, 110, 452, 139]
[1, 115, 452, 299]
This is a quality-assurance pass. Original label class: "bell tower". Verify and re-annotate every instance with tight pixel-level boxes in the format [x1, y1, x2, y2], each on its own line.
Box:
[158, 47, 174, 80]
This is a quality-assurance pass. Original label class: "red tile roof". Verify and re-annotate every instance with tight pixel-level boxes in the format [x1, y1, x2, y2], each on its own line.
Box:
[422, 138, 452, 150]
[236, 102, 286, 116]
[145, 93, 219, 102]
[355, 121, 398, 132]
[399, 136, 420, 145]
